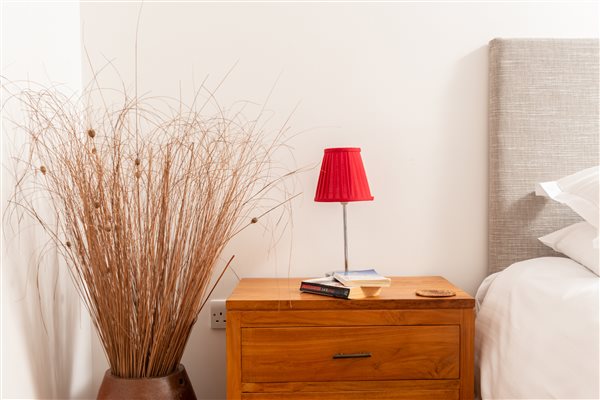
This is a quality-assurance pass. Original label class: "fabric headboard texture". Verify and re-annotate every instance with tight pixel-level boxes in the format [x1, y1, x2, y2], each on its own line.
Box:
[488, 38, 599, 274]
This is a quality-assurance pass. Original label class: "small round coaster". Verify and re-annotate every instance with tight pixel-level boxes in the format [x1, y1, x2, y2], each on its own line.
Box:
[415, 289, 456, 298]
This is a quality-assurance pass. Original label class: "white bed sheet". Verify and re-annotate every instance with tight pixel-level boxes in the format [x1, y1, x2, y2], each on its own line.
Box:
[476, 257, 599, 399]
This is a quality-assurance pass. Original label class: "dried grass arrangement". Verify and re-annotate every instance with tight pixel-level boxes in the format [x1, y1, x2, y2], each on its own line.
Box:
[5, 77, 297, 379]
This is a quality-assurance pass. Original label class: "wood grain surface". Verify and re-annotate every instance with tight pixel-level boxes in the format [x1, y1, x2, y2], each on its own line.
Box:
[239, 309, 462, 327]
[241, 390, 459, 400]
[241, 379, 460, 393]
[226, 276, 474, 400]
[227, 276, 474, 310]
[242, 325, 460, 382]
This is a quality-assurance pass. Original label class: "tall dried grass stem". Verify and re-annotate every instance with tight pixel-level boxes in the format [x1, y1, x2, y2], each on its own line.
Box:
[6, 79, 296, 378]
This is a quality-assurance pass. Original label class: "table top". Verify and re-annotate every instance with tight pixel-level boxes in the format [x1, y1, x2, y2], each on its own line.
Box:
[227, 276, 475, 311]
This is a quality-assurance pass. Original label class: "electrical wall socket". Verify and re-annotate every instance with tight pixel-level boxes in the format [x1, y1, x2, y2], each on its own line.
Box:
[210, 299, 227, 329]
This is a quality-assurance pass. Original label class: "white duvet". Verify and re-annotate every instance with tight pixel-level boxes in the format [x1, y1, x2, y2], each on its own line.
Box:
[476, 257, 599, 400]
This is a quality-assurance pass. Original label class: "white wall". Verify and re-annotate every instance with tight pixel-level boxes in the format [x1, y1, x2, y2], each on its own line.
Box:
[78, 3, 598, 398]
[2, 2, 596, 399]
[1, 3, 93, 400]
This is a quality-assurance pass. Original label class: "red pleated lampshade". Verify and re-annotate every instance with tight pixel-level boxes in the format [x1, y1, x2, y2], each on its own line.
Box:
[314, 147, 374, 202]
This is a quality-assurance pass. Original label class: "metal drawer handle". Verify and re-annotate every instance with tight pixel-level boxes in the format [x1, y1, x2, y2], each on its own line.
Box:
[332, 352, 372, 359]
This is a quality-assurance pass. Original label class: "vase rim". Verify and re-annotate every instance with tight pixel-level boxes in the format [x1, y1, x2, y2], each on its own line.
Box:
[104, 364, 186, 380]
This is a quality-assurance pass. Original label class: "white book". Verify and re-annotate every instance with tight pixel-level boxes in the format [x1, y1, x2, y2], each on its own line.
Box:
[333, 269, 391, 287]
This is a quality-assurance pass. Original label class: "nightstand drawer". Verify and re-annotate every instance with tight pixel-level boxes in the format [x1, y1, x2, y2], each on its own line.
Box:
[241, 325, 460, 382]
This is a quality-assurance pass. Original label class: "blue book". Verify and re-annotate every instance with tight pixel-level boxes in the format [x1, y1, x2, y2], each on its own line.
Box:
[333, 269, 391, 287]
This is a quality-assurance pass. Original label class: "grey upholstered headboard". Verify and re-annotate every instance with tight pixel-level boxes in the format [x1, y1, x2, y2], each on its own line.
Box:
[488, 38, 599, 274]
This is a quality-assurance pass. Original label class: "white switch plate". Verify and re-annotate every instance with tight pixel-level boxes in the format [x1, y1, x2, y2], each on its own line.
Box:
[210, 299, 227, 329]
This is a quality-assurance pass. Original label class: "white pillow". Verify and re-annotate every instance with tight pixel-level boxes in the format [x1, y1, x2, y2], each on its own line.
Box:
[535, 166, 599, 228]
[539, 221, 599, 276]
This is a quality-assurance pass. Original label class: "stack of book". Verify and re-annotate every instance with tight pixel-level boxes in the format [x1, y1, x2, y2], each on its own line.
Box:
[299, 269, 391, 300]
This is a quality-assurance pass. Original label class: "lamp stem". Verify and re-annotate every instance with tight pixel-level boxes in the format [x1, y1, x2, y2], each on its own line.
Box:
[342, 202, 349, 273]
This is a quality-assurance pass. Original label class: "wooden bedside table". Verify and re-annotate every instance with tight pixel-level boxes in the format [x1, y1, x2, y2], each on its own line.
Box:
[226, 276, 474, 400]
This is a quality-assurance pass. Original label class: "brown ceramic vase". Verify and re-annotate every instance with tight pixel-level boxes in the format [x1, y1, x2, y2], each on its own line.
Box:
[97, 364, 197, 400]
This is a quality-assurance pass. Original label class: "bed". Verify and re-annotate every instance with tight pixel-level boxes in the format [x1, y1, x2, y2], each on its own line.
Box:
[476, 38, 599, 399]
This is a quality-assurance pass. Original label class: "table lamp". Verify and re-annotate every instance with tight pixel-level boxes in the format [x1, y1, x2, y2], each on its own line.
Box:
[314, 147, 374, 273]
